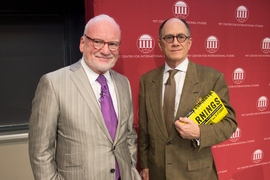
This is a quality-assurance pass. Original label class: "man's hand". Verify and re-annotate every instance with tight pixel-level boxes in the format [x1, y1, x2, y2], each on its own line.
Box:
[140, 168, 149, 180]
[174, 117, 200, 139]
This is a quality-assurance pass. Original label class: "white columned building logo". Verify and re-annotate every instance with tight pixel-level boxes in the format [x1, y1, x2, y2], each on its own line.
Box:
[252, 149, 263, 163]
[261, 37, 270, 54]
[229, 127, 241, 142]
[137, 34, 155, 54]
[257, 96, 268, 111]
[235, 6, 249, 23]
[173, 1, 189, 19]
[232, 68, 245, 84]
[205, 36, 219, 53]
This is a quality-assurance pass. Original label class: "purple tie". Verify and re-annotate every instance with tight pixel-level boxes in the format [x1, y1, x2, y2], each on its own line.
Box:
[96, 74, 119, 180]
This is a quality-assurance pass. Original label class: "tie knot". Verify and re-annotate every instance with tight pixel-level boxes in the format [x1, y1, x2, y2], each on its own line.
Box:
[96, 74, 107, 86]
[168, 69, 178, 78]
[166, 69, 178, 86]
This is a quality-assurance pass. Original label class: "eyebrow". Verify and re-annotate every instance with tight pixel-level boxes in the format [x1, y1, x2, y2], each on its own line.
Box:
[164, 33, 188, 36]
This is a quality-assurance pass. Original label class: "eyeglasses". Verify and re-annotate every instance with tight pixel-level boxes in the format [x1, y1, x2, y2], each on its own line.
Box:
[84, 34, 121, 51]
[162, 34, 190, 43]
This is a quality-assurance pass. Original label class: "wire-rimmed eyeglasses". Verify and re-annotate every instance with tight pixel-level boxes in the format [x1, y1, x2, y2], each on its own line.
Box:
[162, 34, 190, 43]
[84, 34, 121, 51]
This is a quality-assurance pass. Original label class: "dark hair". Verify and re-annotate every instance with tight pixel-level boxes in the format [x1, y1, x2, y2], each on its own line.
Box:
[158, 18, 191, 39]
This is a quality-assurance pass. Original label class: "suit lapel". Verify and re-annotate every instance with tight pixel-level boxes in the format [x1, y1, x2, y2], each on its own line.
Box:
[69, 61, 113, 142]
[109, 70, 122, 143]
[169, 61, 204, 140]
[150, 66, 169, 139]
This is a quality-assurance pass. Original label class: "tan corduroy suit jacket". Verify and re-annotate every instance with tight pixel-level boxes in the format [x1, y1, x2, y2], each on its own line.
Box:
[29, 60, 141, 180]
[139, 61, 237, 180]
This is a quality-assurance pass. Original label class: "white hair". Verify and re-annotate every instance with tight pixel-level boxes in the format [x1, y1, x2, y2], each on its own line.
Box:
[84, 14, 121, 35]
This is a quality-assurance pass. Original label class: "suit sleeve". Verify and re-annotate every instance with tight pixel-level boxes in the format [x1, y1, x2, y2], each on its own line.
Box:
[28, 75, 63, 180]
[198, 73, 237, 150]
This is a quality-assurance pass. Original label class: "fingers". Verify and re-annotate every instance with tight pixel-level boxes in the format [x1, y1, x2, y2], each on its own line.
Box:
[177, 117, 196, 125]
[175, 117, 188, 127]
[140, 168, 149, 180]
[174, 117, 200, 139]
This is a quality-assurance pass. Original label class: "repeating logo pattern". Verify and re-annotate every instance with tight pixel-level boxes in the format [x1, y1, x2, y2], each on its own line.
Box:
[232, 68, 245, 84]
[205, 36, 219, 53]
[257, 96, 268, 111]
[95, 1, 270, 178]
[229, 127, 241, 142]
[252, 149, 263, 163]
[173, 1, 189, 19]
[261, 37, 270, 54]
[136, 34, 155, 54]
[235, 6, 249, 23]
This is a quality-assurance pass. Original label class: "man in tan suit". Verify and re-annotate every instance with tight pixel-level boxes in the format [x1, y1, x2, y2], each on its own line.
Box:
[139, 18, 237, 180]
[29, 14, 141, 180]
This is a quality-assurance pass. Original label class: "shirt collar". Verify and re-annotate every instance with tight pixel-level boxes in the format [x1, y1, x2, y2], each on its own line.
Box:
[164, 58, 189, 73]
[81, 58, 113, 85]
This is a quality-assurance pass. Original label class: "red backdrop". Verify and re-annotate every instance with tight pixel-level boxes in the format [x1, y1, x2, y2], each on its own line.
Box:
[85, 0, 270, 179]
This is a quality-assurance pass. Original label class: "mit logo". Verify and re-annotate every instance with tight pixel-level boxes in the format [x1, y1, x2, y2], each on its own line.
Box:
[229, 127, 241, 142]
[137, 34, 155, 54]
[257, 96, 268, 111]
[252, 149, 263, 163]
[173, 1, 189, 19]
[235, 6, 249, 23]
[205, 36, 219, 53]
[232, 68, 245, 84]
[261, 38, 270, 54]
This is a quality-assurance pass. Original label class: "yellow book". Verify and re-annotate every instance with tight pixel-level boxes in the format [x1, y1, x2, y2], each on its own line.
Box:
[186, 91, 228, 125]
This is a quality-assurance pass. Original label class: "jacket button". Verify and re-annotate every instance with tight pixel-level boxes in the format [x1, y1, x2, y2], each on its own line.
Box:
[166, 142, 171, 145]
[110, 169, 115, 173]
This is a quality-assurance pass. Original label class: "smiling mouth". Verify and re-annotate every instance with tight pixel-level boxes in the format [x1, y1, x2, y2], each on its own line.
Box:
[97, 55, 113, 60]
[171, 49, 181, 52]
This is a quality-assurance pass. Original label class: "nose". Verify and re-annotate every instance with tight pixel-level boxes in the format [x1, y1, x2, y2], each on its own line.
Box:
[100, 43, 111, 54]
[172, 37, 181, 46]
[172, 37, 180, 45]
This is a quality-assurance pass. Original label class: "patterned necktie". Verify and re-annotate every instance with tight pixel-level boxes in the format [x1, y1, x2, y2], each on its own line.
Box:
[96, 74, 119, 180]
[163, 69, 178, 133]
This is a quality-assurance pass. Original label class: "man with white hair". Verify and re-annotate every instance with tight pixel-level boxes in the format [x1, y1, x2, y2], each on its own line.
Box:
[29, 14, 141, 180]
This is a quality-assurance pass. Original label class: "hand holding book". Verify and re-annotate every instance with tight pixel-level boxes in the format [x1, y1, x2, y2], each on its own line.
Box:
[185, 91, 228, 125]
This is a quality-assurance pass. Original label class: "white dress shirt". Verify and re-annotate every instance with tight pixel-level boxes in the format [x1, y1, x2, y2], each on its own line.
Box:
[162, 58, 189, 118]
[81, 58, 118, 117]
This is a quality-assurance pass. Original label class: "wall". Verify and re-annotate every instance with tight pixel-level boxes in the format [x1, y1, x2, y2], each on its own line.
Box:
[0, 0, 85, 131]
[0, 138, 34, 180]
[0, 1, 85, 179]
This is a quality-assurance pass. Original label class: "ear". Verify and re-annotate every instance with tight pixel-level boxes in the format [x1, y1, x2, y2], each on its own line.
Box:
[158, 39, 163, 51]
[79, 36, 84, 53]
[188, 38, 192, 50]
